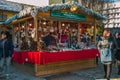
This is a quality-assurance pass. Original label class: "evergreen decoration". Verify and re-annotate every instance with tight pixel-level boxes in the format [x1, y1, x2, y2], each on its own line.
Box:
[5, 1, 107, 25]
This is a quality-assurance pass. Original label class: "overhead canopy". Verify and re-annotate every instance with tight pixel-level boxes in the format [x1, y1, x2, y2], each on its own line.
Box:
[5, 1, 107, 25]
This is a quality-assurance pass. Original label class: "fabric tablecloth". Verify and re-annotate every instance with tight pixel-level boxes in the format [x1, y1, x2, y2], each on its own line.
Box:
[12, 49, 100, 64]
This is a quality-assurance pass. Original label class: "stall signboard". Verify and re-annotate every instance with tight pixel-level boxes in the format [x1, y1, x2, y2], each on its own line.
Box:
[50, 11, 86, 21]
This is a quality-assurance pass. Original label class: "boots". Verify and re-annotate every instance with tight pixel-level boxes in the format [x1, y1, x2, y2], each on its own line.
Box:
[104, 65, 107, 78]
[107, 76, 110, 80]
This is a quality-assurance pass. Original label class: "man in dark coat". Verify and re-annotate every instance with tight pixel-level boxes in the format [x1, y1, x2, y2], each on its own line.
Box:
[114, 33, 120, 75]
[0, 31, 14, 76]
[42, 32, 56, 47]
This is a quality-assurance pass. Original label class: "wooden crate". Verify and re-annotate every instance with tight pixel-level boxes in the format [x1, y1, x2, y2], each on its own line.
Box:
[13, 58, 96, 76]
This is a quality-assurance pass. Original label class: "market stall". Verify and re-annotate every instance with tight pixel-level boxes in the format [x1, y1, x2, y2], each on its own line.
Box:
[5, 2, 106, 76]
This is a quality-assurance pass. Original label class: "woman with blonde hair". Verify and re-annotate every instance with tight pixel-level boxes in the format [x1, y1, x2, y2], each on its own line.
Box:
[97, 29, 112, 80]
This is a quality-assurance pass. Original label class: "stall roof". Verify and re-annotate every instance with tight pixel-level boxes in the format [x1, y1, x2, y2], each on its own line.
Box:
[5, 1, 107, 25]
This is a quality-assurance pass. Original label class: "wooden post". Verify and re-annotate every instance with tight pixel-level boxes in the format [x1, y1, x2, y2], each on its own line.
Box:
[93, 19, 96, 45]
[58, 21, 61, 43]
[11, 25, 14, 40]
[78, 23, 80, 42]
[25, 20, 28, 38]
[18, 23, 21, 43]
[34, 15, 38, 73]
[34, 64, 38, 74]
[34, 16, 38, 41]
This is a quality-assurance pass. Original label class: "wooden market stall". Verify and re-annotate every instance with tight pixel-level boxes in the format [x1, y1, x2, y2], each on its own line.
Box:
[5, 2, 106, 76]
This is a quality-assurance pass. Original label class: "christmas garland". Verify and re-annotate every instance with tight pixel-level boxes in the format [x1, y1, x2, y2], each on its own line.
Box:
[5, 1, 107, 25]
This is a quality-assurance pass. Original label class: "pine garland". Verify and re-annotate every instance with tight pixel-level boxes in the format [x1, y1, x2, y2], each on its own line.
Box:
[5, 1, 107, 25]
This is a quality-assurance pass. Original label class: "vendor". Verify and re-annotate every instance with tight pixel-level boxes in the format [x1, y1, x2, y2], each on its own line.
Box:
[61, 30, 69, 43]
[42, 32, 57, 47]
[71, 33, 78, 48]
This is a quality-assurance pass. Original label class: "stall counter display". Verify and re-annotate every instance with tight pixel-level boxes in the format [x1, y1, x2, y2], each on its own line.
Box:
[13, 49, 100, 76]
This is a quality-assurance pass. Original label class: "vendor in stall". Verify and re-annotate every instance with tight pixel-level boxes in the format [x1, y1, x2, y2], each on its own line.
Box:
[61, 30, 69, 47]
[71, 32, 78, 49]
[42, 32, 58, 51]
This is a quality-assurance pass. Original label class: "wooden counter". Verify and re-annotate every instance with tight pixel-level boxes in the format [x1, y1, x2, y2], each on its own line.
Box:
[13, 58, 96, 76]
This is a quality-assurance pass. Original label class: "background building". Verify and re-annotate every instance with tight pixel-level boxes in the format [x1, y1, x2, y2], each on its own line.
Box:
[0, 0, 34, 25]
[101, 1, 120, 33]
[0, 0, 21, 25]
[0, 0, 34, 33]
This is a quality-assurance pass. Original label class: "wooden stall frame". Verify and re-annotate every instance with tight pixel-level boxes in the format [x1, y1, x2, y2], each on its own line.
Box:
[13, 58, 96, 76]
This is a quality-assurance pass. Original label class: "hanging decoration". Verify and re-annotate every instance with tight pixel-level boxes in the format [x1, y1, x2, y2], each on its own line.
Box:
[19, 7, 32, 18]
[31, 7, 38, 17]
[70, 5, 78, 12]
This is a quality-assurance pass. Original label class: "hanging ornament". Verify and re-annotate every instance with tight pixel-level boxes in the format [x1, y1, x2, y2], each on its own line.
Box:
[50, 27, 54, 32]
[43, 28, 47, 32]
[70, 5, 78, 11]
[14, 27, 19, 32]
[31, 8, 38, 17]
[22, 25, 25, 28]
[62, 23, 65, 26]
[38, 26, 42, 31]
[31, 28, 36, 38]
[29, 23, 32, 27]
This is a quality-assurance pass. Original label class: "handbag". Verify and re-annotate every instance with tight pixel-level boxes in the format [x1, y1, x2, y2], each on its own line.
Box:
[100, 49, 112, 62]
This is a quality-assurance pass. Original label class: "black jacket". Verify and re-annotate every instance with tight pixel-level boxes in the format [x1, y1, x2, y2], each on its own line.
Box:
[114, 37, 120, 60]
[0, 39, 14, 59]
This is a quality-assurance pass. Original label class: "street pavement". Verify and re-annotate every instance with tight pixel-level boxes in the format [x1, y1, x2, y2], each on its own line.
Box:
[0, 62, 120, 80]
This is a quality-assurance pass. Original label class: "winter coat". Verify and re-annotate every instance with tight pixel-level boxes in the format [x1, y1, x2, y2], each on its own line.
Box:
[0, 39, 14, 59]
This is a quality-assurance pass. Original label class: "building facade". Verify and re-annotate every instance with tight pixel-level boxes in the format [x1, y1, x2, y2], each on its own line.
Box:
[0, 0, 34, 34]
[101, 1, 120, 33]
[0, 0, 34, 25]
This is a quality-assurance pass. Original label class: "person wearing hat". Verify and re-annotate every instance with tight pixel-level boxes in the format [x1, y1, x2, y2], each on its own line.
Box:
[97, 30, 113, 80]
[0, 31, 14, 77]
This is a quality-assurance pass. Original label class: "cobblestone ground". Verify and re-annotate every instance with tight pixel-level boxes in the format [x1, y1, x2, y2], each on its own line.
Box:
[0, 62, 120, 80]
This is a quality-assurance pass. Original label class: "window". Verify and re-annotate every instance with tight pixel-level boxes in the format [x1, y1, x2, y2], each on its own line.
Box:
[0, 12, 7, 22]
